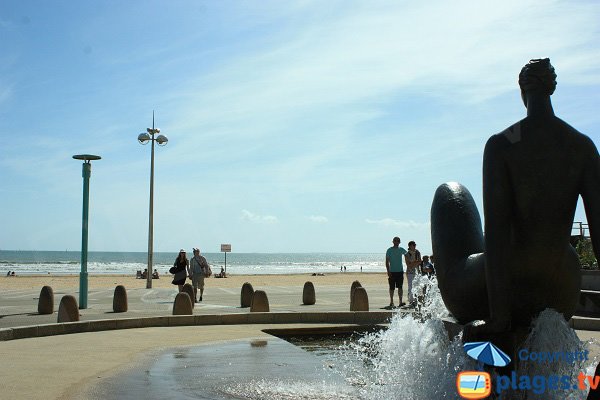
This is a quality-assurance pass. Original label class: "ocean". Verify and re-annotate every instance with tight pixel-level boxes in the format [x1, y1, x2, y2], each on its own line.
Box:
[0, 251, 384, 276]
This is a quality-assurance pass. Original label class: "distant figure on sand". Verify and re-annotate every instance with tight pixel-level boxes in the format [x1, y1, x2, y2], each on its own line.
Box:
[432, 58, 600, 337]
[405, 241, 421, 306]
[171, 249, 189, 292]
[385, 236, 407, 308]
[152, 270, 159, 279]
[190, 247, 210, 302]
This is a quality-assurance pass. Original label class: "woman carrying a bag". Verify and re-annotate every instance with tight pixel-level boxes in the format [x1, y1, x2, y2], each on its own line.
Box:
[170, 249, 189, 292]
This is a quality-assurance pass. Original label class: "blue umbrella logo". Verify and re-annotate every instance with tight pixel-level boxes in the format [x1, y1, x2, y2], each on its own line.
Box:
[464, 341, 511, 368]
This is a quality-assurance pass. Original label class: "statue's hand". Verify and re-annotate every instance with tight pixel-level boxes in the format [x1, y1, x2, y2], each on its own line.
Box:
[463, 318, 511, 342]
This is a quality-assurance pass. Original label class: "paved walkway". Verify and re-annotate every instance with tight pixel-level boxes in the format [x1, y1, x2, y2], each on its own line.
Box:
[0, 282, 396, 329]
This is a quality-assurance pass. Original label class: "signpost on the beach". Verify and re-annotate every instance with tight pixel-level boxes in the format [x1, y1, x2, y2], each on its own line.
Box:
[73, 154, 101, 309]
[221, 244, 231, 274]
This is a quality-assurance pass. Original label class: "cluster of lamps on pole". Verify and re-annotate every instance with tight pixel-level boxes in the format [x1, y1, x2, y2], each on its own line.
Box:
[138, 122, 168, 289]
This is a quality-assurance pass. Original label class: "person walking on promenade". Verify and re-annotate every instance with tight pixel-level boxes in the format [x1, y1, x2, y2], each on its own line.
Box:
[171, 249, 189, 292]
[189, 247, 210, 302]
[405, 241, 421, 307]
[386, 236, 407, 308]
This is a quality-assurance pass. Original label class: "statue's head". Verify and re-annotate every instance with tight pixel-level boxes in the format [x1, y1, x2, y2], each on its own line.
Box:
[518, 58, 557, 96]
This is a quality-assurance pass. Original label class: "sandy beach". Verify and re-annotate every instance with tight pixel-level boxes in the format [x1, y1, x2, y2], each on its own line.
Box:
[0, 272, 388, 291]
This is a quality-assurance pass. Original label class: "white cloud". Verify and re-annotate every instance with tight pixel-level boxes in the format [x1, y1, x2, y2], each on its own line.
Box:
[241, 209, 278, 224]
[162, 0, 600, 192]
[365, 218, 430, 229]
[308, 215, 328, 223]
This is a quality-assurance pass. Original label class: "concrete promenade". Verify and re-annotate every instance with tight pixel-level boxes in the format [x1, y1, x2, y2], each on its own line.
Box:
[0, 277, 396, 329]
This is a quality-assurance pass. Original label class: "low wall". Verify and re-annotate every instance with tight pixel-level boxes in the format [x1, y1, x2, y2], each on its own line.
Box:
[0, 311, 395, 342]
[582, 270, 600, 291]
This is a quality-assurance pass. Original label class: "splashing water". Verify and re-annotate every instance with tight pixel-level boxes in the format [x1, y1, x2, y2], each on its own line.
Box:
[223, 380, 357, 400]
[332, 276, 599, 400]
[332, 275, 475, 399]
[222, 275, 598, 399]
[510, 309, 599, 400]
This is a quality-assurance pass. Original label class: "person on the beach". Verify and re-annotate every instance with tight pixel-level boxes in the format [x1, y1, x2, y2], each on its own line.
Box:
[405, 241, 421, 307]
[171, 249, 189, 292]
[189, 247, 210, 302]
[385, 236, 407, 308]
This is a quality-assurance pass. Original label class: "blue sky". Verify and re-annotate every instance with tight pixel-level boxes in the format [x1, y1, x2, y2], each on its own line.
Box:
[1, 0, 599, 254]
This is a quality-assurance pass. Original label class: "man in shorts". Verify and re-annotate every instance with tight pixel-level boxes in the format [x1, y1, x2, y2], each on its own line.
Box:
[189, 248, 210, 302]
[386, 236, 407, 308]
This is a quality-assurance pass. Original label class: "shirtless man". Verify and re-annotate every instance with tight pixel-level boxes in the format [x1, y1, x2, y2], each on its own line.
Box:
[432, 58, 600, 335]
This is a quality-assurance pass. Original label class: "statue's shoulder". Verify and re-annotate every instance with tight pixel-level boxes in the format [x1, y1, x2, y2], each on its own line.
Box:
[485, 121, 524, 152]
[498, 121, 523, 144]
[551, 117, 599, 158]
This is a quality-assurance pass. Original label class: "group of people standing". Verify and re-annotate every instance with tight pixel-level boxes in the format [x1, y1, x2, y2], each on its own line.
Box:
[385, 236, 435, 308]
[170, 248, 212, 303]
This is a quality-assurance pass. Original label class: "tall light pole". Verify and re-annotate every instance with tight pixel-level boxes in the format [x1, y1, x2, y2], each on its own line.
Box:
[138, 114, 168, 289]
[72, 154, 101, 309]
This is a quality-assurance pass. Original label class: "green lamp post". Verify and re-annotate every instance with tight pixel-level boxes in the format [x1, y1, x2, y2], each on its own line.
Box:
[73, 154, 101, 309]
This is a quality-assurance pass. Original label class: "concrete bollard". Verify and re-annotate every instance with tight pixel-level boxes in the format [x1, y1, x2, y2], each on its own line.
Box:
[38, 285, 54, 315]
[350, 280, 362, 306]
[250, 290, 270, 312]
[241, 282, 254, 308]
[182, 283, 195, 308]
[351, 287, 369, 311]
[302, 281, 316, 305]
[173, 292, 193, 315]
[113, 285, 128, 313]
[57, 295, 80, 322]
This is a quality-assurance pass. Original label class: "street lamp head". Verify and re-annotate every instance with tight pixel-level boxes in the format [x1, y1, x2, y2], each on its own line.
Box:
[156, 134, 169, 146]
[146, 127, 160, 134]
[73, 154, 101, 161]
[138, 133, 151, 144]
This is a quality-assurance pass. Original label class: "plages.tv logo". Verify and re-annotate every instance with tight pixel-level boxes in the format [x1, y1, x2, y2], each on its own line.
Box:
[457, 371, 491, 399]
[457, 341, 512, 399]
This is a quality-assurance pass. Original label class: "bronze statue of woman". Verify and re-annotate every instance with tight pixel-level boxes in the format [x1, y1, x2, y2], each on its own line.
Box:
[432, 59, 600, 339]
